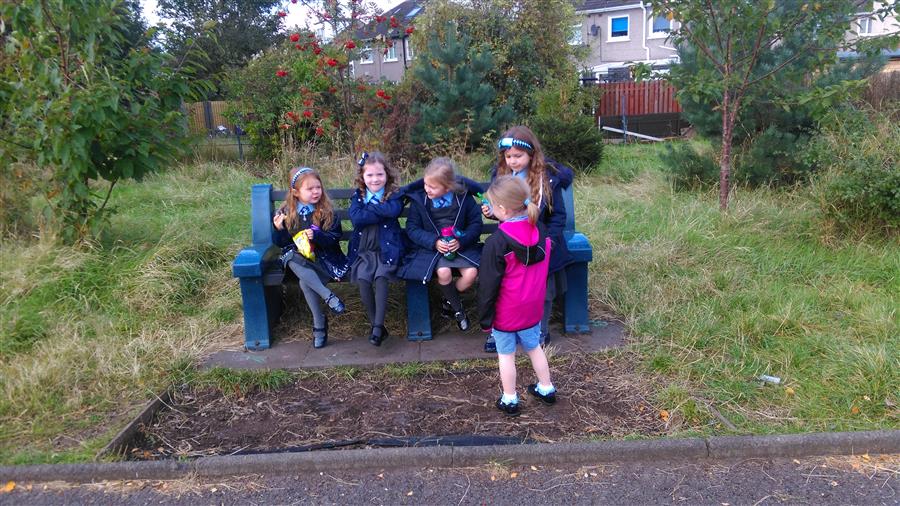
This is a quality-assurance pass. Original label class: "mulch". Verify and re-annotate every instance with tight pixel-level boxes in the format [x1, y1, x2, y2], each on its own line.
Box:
[129, 353, 665, 460]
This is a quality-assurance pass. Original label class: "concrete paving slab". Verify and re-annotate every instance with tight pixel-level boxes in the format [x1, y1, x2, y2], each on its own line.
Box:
[202, 320, 626, 371]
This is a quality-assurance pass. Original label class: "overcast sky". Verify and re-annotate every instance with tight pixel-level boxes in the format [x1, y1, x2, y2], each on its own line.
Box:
[140, 0, 399, 30]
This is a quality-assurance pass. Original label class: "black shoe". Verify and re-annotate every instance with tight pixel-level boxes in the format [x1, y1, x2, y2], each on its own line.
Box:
[325, 293, 345, 315]
[495, 398, 521, 417]
[484, 336, 496, 353]
[313, 324, 328, 349]
[440, 299, 454, 318]
[454, 310, 470, 331]
[369, 325, 387, 347]
[526, 383, 557, 405]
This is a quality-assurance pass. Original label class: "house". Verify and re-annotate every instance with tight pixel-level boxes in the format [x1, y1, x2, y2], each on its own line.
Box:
[574, 0, 680, 82]
[350, 0, 425, 83]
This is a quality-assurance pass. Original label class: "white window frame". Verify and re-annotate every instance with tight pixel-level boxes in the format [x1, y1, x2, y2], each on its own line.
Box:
[360, 45, 373, 64]
[608, 15, 630, 42]
[857, 16, 875, 36]
[383, 43, 398, 63]
[648, 15, 673, 39]
[405, 37, 414, 60]
[569, 23, 584, 45]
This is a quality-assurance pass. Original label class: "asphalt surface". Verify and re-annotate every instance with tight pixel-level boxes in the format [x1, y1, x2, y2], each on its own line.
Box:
[3, 454, 897, 505]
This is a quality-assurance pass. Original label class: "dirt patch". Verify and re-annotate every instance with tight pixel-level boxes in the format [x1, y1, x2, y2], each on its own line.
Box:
[129, 353, 664, 459]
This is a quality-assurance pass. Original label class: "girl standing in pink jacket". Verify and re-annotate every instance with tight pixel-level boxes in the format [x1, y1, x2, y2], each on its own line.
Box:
[478, 176, 557, 417]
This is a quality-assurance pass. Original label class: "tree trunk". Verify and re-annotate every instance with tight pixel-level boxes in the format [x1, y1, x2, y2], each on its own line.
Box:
[719, 89, 733, 211]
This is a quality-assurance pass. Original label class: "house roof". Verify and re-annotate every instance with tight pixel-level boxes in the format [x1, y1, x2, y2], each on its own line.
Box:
[355, 0, 424, 40]
[576, 0, 642, 12]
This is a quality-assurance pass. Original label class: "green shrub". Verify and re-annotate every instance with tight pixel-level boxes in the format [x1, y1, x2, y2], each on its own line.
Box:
[662, 141, 720, 190]
[805, 105, 899, 232]
[528, 78, 603, 172]
[734, 127, 814, 186]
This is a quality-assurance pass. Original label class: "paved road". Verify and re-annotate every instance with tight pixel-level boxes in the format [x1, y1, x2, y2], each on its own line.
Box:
[3, 454, 897, 505]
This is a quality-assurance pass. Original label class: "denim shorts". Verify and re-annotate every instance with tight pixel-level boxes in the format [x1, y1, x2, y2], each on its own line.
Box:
[492, 322, 542, 355]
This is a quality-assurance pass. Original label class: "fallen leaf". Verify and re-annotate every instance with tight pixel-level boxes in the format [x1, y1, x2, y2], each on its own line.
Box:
[407, 491, 413, 496]
[510, 472, 518, 478]
[862, 454, 871, 461]
[490, 475, 496, 481]
[1, 482, 14, 493]
[377, 473, 384, 479]
[830, 480, 838, 487]
[659, 409, 670, 422]
[851, 406, 860, 414]
[785, 387, 795, 396]
[210, 487, 217, 493]
[530, 466, 538, 471]
[863, 395, 871, 401]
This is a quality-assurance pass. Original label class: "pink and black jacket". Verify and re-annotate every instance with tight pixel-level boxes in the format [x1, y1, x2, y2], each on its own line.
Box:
[477, 219, 551, 332]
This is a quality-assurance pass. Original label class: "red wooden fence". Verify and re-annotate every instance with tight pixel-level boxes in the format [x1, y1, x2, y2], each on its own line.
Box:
[596, 81, 681, 117]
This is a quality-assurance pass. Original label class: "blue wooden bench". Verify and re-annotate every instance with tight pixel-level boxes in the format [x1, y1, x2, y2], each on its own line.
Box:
[232, 183, 593, 350]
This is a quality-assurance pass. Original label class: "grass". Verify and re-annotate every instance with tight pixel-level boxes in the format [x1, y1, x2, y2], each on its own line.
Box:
[0, 143, 897, 464]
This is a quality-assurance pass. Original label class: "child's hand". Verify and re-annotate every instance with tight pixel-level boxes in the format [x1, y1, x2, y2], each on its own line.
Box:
[481, 204, 493, 219]
[445, 239, 460, 252]
[273, 212, 286, 230]
[303, 228, 314, 240]
[435, 239, 449, 253]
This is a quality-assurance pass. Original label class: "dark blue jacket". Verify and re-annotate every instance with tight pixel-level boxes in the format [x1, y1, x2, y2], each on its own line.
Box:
[489, 157, 573, 274]
[273, 211, 348, 280]
[398, 180, 483, 283]
[346, 189, 404, 267]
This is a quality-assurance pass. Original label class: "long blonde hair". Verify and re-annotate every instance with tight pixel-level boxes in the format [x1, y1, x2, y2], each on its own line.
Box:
[424, 157, 462, 194]
[282, 167, 334, 231]
[495, 125, 554, 208]
[486, 175, 540, 225]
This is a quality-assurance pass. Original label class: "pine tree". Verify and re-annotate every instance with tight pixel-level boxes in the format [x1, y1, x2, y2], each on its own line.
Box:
[413, 26, 513, 150]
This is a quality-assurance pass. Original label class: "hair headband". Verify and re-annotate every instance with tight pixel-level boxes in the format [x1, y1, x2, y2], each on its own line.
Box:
[290, 167, 314, 189]
[357, 151, 369, 168]
[497, 137, 533, 152]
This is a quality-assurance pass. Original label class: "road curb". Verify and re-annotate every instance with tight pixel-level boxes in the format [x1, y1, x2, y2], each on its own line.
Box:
[2, 430, 897, 484]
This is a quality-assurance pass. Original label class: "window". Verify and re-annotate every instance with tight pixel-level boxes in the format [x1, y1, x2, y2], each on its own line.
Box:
[405, 38, 414, 60]
[569, 23, 583, 45]
[650, 15, 672, 37]
[609, 15, 629, 40]
[383, 43, 397, 62]
[857, 16, 874, 35]
[360, 46, 373, 64]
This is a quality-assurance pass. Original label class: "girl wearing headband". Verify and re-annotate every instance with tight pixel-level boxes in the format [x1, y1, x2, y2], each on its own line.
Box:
[273, 166, 348, 349]
[482, 125, 574, 351]
[478, 175, 556, 416]
[347, 152, 404, 346]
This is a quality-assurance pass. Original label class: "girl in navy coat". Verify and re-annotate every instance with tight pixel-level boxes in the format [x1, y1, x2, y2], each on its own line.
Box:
[273, 167, 348, 349]
[482, 126, 574, 350]
[478, 175, 557, 416]
[399, 157, 483, 331]
[347, 152, 404, 346]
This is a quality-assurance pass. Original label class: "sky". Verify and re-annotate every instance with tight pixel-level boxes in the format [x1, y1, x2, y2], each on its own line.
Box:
[140, 0, 399, 31]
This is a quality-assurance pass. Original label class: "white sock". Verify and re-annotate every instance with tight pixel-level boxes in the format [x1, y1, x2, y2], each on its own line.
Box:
[536, 383, 555, 396]
[501, 392, 518, 405]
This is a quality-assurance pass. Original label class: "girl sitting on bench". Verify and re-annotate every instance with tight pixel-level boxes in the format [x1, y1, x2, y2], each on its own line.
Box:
[273, 166, 348, 349]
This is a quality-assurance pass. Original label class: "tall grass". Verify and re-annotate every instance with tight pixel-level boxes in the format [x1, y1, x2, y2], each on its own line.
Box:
[582, 143, 899, 433]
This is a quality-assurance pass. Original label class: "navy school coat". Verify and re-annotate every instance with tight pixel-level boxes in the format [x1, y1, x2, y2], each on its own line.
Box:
[397, 180, 483, 283]
[346, 188, 404, 267]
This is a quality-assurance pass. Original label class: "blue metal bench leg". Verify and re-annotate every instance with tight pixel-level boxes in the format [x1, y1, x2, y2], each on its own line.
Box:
[239, 276, 279, 350]
[405, 281, 433, 341]
[564, 262, 591, 333]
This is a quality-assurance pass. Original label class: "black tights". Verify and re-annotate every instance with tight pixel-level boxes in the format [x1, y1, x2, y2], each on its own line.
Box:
[358, 277, 389, 328]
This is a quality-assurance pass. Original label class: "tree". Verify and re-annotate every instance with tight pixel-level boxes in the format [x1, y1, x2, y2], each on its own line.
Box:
[414, 0, 583, 118]
[1, 0, 208, 241]
[413, 26, 514, 151]
[649, 0, 900, 210]
[156, 0, 285, 98]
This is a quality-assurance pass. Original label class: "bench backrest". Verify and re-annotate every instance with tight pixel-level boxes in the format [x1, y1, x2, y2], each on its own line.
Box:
[249, 183, 576, 248]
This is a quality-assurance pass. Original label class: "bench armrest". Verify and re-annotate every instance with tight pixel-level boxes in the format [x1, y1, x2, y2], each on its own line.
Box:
[233, 244, 280, 278]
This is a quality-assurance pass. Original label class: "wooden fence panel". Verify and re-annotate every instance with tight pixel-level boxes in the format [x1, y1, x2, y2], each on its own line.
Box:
[184, 101, 237, 135]
[595, 81, 682, 118]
